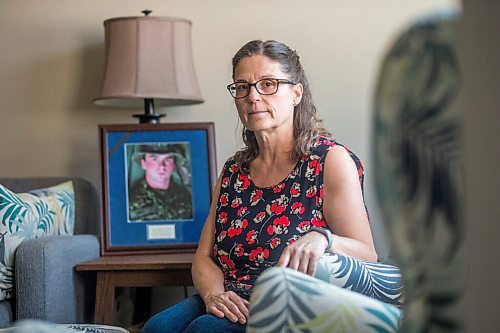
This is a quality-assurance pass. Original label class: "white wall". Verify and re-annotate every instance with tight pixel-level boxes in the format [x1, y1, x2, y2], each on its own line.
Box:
[0, 0, 458, 258]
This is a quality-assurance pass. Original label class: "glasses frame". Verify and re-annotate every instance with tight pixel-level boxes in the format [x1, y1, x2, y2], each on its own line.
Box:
[226, 78, 296, 99]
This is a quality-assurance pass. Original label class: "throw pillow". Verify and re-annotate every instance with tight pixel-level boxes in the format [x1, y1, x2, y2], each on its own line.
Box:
[0, 181, 75, 301]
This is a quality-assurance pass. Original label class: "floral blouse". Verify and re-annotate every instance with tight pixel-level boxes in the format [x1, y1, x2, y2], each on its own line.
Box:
[213, 136, 366, 299]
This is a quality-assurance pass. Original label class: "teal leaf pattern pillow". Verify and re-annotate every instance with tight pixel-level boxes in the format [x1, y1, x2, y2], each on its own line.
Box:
[0, 181, 75, 301]
[248, 267, 402, 333]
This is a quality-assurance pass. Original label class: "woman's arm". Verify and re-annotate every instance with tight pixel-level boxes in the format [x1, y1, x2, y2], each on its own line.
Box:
[191, 174, 249, 323]
[322, 145, 377, 262]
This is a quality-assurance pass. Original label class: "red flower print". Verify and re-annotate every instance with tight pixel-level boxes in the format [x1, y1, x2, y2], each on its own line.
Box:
[267, 216, 290, 235]
[217, 230, 227, 242]
[246, 230, 258, 244]
[290, 182, 301, 197]
[229, 163, 240, 173]
[217, 212, 228, 224]
[266, 194, 289, 215]
[297, 220, 311, 233]
[310, 159, 321, 175]
[270, 237, 281, 249]
[237, 274, 250, 282]
[316, 186, 325, 206]
[234, 243, 245, 257]
[228, 269, 238, 279]
[221, 177, 230, 188]
[234, 173, 251, 193]
[270, 202, 286, 215]
[291, 202, 305, 215]
[228, 227, 239, 237]
[272, 183, 285, 193]
[306, 157, 321, 180]
[286, 235, 301, 246]
[219, 255, 235, 269]
[266, 224, 274, 235]
[228, 219, 248, 237]
[254, 211, 266, 224]
[306, 186, 317, 198]
[275, 216, 290, 227]
[324, 139, 336, 147]
[231, 197, 242, 208]
[250, 189, 263, 206]
[249, 247, 269, 263]
[237, 206, 248, 217]
[219, 193, 229, 206]
[311, 216, 327, 227]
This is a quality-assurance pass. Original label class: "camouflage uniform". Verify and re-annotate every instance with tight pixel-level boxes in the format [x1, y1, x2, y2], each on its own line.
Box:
[128, 179, 193, 221]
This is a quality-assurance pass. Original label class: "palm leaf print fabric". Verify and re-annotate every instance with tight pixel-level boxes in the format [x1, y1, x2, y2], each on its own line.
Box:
[315, 254, 403, 306]
[374, 12, 463, 332]
[0, 181, 75, 300]
[247, 267, 402, 333]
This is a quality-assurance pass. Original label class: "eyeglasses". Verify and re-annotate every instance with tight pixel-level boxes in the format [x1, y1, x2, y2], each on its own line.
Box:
[226, 78, 296, 99]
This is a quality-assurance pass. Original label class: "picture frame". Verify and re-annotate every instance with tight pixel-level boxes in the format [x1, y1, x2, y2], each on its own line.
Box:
[98, 122, 217, 255]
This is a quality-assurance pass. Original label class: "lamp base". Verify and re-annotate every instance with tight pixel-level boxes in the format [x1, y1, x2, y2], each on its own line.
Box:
[133, 98, 166, 124]
[133, 113, 166, 124]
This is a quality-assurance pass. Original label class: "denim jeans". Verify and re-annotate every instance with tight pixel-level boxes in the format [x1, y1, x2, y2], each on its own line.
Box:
[141, 294, 246, 333]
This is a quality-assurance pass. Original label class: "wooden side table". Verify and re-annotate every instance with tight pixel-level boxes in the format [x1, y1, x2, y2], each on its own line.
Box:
[75, 253, 194, 325]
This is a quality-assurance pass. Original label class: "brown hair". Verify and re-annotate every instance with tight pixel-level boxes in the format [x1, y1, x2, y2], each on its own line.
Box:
[231, 40, 329, 173]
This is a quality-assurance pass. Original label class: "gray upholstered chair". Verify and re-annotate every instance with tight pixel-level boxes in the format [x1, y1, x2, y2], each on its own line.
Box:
[0, 178, 100, 328]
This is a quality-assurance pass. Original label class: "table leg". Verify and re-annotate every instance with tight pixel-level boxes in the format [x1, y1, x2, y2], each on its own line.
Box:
[94, 271, 116, 324]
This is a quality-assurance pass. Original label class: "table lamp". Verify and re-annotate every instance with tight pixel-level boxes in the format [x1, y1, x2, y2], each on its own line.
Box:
[93, 10, 204, 123]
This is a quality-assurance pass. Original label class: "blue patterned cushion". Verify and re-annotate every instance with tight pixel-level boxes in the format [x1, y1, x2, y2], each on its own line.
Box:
[0, 181, 75, 301]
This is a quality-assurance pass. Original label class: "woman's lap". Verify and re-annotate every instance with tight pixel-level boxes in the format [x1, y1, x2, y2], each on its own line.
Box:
[141, 294, 245, 333]
[143, 254, 402, 333]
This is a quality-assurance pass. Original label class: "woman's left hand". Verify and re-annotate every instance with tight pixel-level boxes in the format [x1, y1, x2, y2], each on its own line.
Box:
[277, 231, 329, 276]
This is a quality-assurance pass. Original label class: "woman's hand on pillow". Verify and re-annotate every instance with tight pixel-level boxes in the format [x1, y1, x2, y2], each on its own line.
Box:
[277, 231, 329, 276]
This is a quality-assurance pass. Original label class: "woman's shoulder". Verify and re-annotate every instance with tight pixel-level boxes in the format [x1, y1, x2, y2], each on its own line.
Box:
[311, 136, 363, 167]
[310, 135, 340, 155]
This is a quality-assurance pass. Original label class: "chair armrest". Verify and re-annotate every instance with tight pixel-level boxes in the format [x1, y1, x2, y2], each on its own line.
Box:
[15, 234, 100, 323]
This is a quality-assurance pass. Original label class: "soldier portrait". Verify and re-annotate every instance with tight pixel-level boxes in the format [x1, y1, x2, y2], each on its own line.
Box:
[126, 142, 193, 222]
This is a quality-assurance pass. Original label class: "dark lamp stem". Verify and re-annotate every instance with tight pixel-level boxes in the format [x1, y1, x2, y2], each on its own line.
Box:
[132, 98, 166, 124]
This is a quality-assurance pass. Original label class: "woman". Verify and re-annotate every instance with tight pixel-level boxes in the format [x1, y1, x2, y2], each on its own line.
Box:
[142, 40, 402, 333]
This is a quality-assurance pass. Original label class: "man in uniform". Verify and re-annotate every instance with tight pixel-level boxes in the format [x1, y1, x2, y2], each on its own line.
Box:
[128, 143, 193, 221]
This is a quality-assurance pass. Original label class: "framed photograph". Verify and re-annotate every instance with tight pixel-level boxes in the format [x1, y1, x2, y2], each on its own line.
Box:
[99, 122, 217, 255]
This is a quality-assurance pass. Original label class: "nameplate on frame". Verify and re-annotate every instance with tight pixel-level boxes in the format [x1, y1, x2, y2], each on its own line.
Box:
[147, 224, 176, 240]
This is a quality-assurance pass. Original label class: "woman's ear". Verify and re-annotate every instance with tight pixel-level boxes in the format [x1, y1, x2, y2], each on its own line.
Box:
[293, 83, 304, 106]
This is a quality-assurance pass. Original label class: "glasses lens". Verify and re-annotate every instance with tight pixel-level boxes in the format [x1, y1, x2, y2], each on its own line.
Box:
[229, 82, 248, 98]
[256, 79, 278, 95]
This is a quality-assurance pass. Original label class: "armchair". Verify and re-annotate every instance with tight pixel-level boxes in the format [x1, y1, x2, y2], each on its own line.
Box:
[0, 177, 100, 328]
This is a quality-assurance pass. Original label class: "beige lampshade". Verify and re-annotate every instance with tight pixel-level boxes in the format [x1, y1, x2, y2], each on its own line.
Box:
[94, 15, 204, 107]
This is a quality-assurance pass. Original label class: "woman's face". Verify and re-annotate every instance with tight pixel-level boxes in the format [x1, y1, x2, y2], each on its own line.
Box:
[233, 55, 303, 134]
